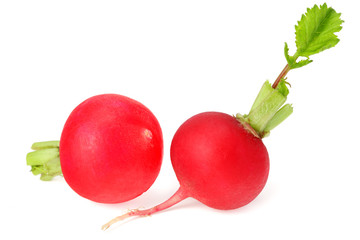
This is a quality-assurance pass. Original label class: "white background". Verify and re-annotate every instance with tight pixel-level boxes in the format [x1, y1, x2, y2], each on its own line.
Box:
[1, 0, 359, 239]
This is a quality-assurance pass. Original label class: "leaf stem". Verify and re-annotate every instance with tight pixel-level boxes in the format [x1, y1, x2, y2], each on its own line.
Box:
[272, 64, 290, 89]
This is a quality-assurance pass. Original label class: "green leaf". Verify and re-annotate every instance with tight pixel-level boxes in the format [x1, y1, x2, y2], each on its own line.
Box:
[295, 3, 343, 57]
[276, 79, 290, 97]
[284, 42, 313, 69]
[291, 58, 313, 69]
[284, 42, 296, 67]
[284, 43, 312, 69]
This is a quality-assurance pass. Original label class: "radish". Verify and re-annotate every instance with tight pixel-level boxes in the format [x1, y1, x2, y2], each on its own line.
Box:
[102, 112, 268, 229]
[26, 94, 163, 203]
[102, 3, 343, 229]
[170, 112, 269, 210]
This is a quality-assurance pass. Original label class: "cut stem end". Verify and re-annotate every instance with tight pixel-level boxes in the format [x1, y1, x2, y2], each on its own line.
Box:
[26, 140, 62, 181]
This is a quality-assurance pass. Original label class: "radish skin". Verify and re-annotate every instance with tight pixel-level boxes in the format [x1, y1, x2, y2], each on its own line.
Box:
[60, 94, 163, 203]
[171, 112, 269, 210]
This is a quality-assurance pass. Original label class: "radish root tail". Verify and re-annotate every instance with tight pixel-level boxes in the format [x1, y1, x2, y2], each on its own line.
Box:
[101, 187, 188, 230]
[101, 209, 140, 230]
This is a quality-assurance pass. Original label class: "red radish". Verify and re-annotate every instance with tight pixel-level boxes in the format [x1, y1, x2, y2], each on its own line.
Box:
[170, 112, 269, 209]
[102, 112, 269, 229]
[27, 94, 163, 204]
[60, 94, 163, 203]
[102, 4, 343, 229]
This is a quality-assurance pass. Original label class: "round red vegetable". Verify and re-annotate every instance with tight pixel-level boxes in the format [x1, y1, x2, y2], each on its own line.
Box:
[171, 112, 269, 210]
[101, 112, 269, 229]
[59, 94, 163, 203]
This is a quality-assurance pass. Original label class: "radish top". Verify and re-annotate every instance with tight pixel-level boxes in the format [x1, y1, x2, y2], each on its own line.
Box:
[237, 3, 343, 138]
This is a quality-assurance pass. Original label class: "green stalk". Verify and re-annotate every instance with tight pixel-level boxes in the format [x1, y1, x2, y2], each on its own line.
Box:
[31, 141, 60, 150]
[272, 64, 291, 89]
[263, 104, 293, 132]
[247, 81, 287, 133]
[238, 78, 293, 138]
[26, 140, 62, 181]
